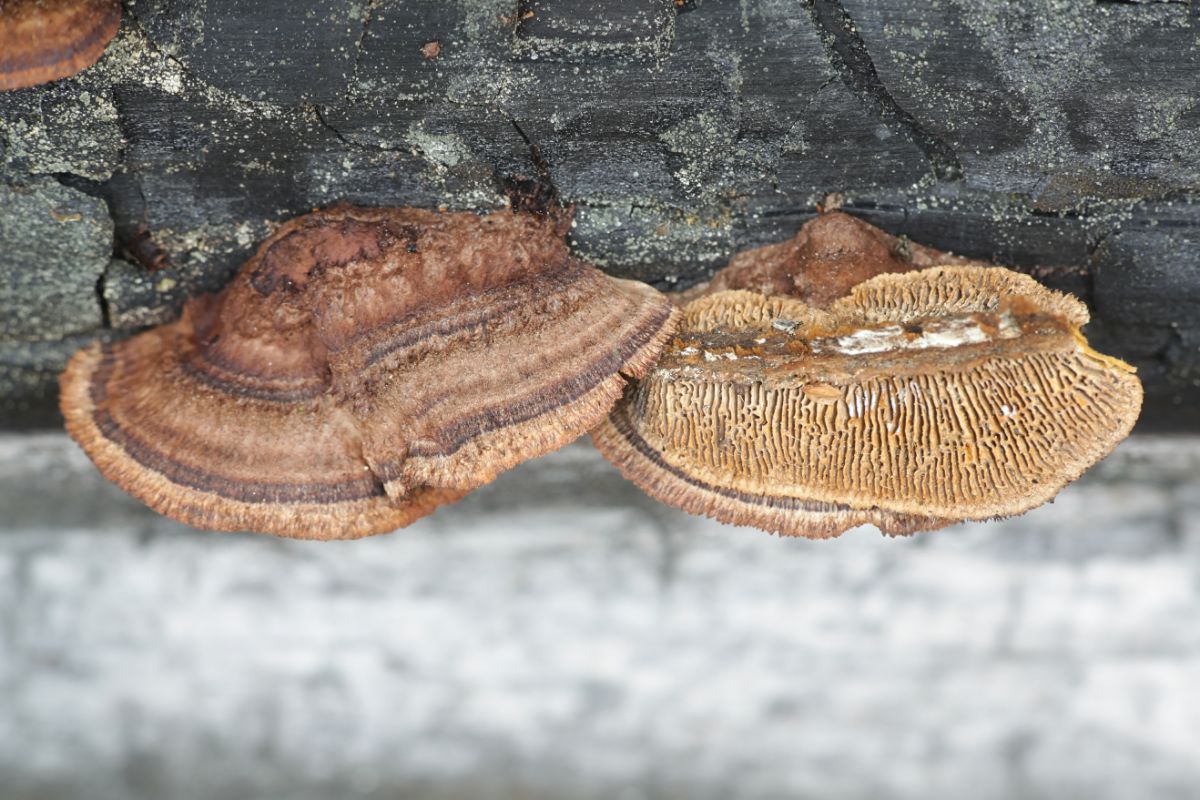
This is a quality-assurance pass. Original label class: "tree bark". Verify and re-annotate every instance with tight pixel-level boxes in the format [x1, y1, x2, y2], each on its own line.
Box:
[2, 0, 1198, 430]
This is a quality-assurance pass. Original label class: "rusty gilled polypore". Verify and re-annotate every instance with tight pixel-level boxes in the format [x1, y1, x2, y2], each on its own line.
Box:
[593, 266, 1143, 538]
[60, 206, 678, 539]
[0, 0, 122, 91]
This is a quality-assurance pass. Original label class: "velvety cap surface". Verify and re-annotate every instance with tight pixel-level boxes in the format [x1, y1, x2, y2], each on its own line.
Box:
[61, 206, 678, 538]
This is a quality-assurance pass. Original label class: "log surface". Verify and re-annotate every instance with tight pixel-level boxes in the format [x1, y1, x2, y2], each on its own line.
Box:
[2, 0, 1198, 429]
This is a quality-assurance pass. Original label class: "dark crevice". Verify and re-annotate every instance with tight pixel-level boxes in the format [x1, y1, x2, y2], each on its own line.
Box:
[308, 103, 404, 153]
[309, 103, 354, 148]
[806, 0, 963, 181]
[51, 170, 125, 257]
[95, 271, 111, 329]
[757, 206, 820, 220]
[757, 197, 915, 219]
[836, 198, 912, 215]
[1028, 206, 1091, 220]
[50, 172, 109, 199]
[48, 174, 117, 330]
[500, 117, 561, 214]
[509, 118, 554, 188]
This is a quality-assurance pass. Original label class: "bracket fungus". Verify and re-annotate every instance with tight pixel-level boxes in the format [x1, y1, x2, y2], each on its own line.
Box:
[60, 206, 678, 539]
[0, 0, 122, 91]
[593, 265, 1143, 539]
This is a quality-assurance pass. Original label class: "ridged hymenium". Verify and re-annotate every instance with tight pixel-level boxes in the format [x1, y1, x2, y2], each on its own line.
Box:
[594, 265, 1143, 538]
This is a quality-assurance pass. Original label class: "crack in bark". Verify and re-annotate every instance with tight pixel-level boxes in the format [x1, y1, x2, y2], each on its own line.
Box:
[309, 103, 354, 148]
[509, 118, 555, 190]
[94, 271, 112, 329]
[49, 172, 108, 198]
[48, 172, 124, 331]
[503, 116, 562, 212]
[806, 0, 963, 182]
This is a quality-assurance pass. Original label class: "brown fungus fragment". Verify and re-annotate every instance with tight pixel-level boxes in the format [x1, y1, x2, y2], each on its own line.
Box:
[696, 211, 981, 307]
[593, 265, 1142, 539]
[120, 227, 171, 272]
[60, 206, 678, 539]
[0, 0, 121, 91]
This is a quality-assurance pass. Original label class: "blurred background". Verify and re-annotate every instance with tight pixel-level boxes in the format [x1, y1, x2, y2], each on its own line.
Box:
[3, 432, 1199, 800]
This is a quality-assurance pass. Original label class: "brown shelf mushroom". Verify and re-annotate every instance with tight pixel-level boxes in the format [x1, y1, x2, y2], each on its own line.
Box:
[0, 0, 122, 91]
[61, 206, 678, 539]
[689, 210, 980, 307]
[593, 265, 1143, 539]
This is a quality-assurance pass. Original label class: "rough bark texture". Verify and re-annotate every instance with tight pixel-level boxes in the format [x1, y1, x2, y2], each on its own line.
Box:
[2, 0, 1198, 429]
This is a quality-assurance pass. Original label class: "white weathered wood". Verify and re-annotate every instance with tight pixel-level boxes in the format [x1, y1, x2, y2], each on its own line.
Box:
[1, 434, 1198, 799]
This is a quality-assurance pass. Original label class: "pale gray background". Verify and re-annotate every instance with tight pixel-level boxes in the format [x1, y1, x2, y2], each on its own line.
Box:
[2, 433, 1199, 800]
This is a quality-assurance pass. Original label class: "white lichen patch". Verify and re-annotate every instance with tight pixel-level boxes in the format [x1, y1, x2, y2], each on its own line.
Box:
[406, 123, 471, 169]
[0, 84, 122, 181]
[97, 28, 287, 118]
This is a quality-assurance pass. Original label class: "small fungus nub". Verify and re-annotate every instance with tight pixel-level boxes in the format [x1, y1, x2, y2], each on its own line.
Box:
[695, 211, 982, 307]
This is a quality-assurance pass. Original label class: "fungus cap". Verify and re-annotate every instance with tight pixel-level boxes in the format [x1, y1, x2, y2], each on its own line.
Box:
[61, 206, 678, 538]
[594, 265, 1142, 538]
[698, 211, 980, 307]
[0, 0, 121, 91]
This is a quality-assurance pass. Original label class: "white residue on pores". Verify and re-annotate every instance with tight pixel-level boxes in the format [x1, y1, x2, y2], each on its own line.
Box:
[819, 312, 1020, 356]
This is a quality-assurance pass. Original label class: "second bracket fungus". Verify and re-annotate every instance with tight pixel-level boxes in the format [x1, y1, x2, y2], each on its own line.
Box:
[60, 206, 678, 539]
[593, 266, 1143, 539]
[0, 0, 122, 91]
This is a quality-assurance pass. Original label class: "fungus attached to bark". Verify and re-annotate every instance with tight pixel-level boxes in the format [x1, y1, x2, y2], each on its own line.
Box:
[61, 206, 678, 539]
[698, 210, 980, 307]
[0, 0, 122, 91]
[593, 265, 1143, 539]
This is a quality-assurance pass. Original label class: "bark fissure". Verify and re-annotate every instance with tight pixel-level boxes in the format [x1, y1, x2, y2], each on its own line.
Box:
[806, 0, 964, 182]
